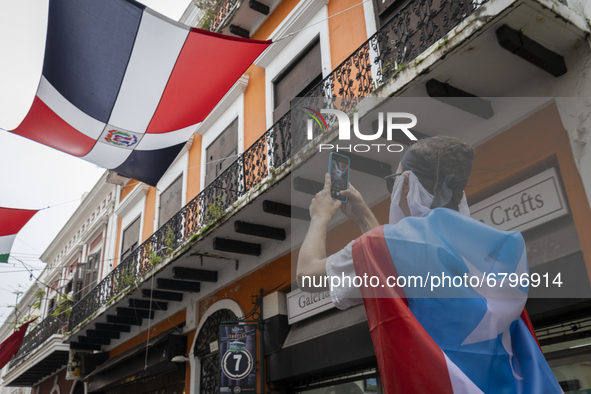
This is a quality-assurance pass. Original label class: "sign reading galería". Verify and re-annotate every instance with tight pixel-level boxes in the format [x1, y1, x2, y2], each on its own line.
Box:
[470, 168, 568, 232]
[286, 288, 335, 324]
[219, 325, 256, 393]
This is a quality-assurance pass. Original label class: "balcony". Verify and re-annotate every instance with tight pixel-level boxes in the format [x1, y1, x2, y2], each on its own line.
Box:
[9, 0, 588, 372]
[3, 315, 69, 387]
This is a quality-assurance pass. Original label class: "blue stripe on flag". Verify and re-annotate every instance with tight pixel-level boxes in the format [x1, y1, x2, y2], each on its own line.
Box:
[43, 0, 145, 123]
[112, 143, 185, 187]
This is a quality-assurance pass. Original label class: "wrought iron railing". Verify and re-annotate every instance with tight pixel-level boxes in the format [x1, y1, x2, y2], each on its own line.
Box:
[210, 0, 242, 31]
[67, 0, 489, 330]
[9, 314, 67, 368]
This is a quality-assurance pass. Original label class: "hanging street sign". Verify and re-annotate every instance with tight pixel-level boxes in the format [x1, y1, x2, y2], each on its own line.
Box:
[219, 325, 257, 393]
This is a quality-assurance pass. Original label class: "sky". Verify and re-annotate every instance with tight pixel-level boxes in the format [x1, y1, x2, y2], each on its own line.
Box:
[0, 0, 191, 328]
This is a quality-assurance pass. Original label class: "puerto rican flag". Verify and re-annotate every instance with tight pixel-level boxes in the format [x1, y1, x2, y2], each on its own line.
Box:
[9, 0, 270, 186]
[0, 207, 38, 263]
[352, 209, 562, 394]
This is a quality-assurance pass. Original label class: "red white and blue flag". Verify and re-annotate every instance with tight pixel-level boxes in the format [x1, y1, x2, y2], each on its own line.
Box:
[9, 0, 270, 186]
[352, 209, 562, 394]
[0, 207, 38, 264]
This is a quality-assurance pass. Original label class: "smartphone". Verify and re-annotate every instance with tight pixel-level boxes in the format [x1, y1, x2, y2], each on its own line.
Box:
[328, 152, 350, 202]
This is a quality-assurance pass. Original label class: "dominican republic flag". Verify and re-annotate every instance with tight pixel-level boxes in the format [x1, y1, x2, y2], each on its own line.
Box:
[9, 0, 271, 186]
[0, 318, 37, 369]
[352, 209, 562, 394]
[0, 207, 38, 263]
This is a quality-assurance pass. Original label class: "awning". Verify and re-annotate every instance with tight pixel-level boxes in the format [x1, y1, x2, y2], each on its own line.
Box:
[85, 328, 186, 392]
[268, 304, 376, 384]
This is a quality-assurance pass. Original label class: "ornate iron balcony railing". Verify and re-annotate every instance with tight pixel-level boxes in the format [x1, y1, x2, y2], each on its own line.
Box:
[68, 0, 489, 330]
[210, 0, 242, 32]
[9, 314, 67, 369]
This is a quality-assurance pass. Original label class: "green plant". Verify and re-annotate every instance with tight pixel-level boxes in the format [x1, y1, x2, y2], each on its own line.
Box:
[164, 227, 175, 253]
[117, 265, 136, 291]
[205, 195, 225, 223]
[51, 293, 73, 319]
[146, 244, 162, 268]
[194, 0, 224, 30]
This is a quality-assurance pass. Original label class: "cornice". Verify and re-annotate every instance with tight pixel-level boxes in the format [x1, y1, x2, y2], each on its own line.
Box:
[115, 183, 150, 218]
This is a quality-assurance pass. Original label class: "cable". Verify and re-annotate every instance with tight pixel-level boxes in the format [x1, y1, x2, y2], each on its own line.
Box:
[273, 0, 371, 42]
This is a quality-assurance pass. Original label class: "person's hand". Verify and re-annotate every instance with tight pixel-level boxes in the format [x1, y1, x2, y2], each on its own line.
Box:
[309, 173, 341, 223]
[340, 183, 380, 233]
[339, 183, 370, 224]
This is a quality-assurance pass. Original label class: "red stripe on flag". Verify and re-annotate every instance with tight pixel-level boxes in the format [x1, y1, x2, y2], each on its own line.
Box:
[11, 97, 96, 157]
[0, 208, 38, 237]
[521, 308, 542, 351]
[352, 227, 454, 394]
[146, 30, 270, 134]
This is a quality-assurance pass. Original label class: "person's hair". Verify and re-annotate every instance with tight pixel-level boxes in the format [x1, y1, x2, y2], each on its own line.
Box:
[409, 135, 475, 206]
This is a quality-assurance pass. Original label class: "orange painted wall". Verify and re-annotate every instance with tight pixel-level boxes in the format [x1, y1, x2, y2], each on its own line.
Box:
[142, 186, 157, 241]
[242, 0, 300, 150]
[187, 134, 203, 201]
[465, 103, 591, 283]
[243, 65, 267, 148]
[113, 216, 122, 268]
[327, 0, 368, 68]
[109, 309, 186, 358]
[251, 0, 299, 41]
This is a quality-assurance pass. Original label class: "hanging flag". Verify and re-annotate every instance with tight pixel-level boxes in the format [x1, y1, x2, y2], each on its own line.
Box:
[0, 207, 38, 263]
[352, 208, 561, 394]
[0, 318, 37, 369]
[9, 0, 271, 186]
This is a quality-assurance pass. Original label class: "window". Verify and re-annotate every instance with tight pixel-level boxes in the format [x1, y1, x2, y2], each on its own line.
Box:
[159, 175, 183, 228]
[273, 39, 322, 123]
[121, 217, 141, 261]
[73, 250, 101, 301]
[205, 118, 238, 186]
[372, 0, 410, 28]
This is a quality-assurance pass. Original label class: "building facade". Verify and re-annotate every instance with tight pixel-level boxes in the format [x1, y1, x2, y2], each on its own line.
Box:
[3, 0, 591, 393]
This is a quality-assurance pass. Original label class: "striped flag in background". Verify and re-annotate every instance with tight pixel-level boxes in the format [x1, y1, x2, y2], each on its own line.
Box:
[0, 207, 38, 263]
[10, 0, 271, 186]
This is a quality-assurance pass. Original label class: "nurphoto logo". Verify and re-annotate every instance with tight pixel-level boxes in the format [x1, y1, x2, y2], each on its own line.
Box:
[304, 108, 418, 152]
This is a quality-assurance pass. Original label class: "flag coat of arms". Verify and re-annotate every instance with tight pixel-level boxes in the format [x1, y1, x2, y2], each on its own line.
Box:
[9, 0, 271, 186]
[0, 207, 38, 263]
[351, 209, 562, 394]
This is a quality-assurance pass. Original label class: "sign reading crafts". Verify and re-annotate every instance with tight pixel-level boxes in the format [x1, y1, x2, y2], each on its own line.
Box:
[471, 168, 568, 232]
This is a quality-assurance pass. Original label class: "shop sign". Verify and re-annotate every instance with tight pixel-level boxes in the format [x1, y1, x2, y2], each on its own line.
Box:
[219, 325, 256, 393]
[470, 168, 568, 233]
[286, 288, 334, 325]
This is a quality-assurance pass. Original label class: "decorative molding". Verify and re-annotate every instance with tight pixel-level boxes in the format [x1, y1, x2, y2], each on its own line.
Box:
[106, 171, 130, 186]
[81, 215, 110, 244]
[195, 75, 249, 135]
[115, 183, 150, 218]
[62, 244, 84, 269]
[254, 0, 329, 68]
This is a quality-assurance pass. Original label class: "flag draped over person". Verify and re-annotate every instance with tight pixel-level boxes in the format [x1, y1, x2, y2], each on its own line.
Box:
[0, 207, 38, 263]
[352, 208, 561, 394]
[9, 0, 271, 186]
[0, 318, 37, 369]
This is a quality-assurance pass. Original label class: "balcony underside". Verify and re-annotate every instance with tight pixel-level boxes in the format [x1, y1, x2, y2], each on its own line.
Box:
[376, 0, 589, 112]
[4, 336, 69, 387]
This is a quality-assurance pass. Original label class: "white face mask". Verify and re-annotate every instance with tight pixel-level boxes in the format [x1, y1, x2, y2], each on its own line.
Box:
[389, 171, 470, 224]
